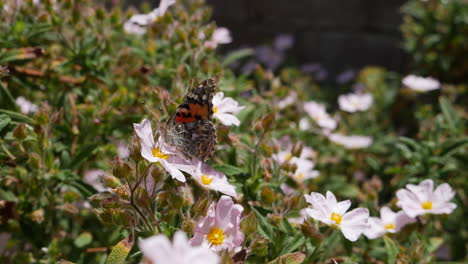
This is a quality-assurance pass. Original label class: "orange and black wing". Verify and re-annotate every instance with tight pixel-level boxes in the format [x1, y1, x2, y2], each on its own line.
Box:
[174, 78, 216, 124]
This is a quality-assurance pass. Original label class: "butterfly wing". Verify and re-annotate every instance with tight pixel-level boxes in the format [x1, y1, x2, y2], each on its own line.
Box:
[165, 78, 217, 161]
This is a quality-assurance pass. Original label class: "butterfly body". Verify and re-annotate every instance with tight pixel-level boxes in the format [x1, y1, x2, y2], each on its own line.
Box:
[164, 78, 217, 161]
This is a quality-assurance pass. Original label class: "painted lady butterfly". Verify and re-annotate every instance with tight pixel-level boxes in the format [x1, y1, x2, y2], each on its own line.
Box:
[163, 78, 217, 161]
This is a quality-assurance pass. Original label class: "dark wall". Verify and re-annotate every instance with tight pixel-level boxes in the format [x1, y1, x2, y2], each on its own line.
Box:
[206, 0, 408, 77]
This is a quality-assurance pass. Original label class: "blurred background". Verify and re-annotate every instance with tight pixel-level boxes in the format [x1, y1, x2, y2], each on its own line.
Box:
[127, 0, 407, 81]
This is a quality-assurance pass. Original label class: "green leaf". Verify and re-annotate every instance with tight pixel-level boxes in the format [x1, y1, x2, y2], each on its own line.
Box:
[427, 237, 443, 254]
[384, 236, 399, 264]
[68, 144, 98, 170]
[212, 164, 246, 176]
[0, 109, 36, 125]
[251, 207, 274, 239]
[0, 114, 11, 132]
[439, 97, 460, 133]
[268, 252, 306, 264]
[440, 138, 468, 157]
[222, 48, 254, 67]
[74, 232, 93, 248]
[280, 233, 305, 255]
[0, 189, 17, 202]
[106, 237, 134, 264]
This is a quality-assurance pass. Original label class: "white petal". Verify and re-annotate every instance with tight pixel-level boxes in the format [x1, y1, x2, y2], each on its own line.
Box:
[214, 113, 241, 126]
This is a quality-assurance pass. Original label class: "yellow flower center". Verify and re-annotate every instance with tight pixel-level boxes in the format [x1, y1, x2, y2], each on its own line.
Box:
[330, 212, 342, 225]
[296, 172, 304, 180]
[284, 152, 292, 162]
[152, 147, 169, 160]
[201, 174, 213, 185]
[213, 106, 218, 113]
[384, 223, 396, 230]
[421, 201, 433, 210]
[207, 226, 225, 246]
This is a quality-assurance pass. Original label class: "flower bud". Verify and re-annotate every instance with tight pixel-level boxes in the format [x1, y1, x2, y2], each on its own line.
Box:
[192, 197, 210, 215]
[129, 134, 143, 162]
[300, 221, 323, 243]
[13, 123, 27, 140]
[113, 159, 132, 179]
[260, 186, 275, 205]
[292, 141, 303, 157]
[240, 211, 258, 236]
[31, 208, 45, 223]
[181, 219, 195, 233]
[29, 152, 42, 169]
[101, 174, 121, 189]
[250, 237, 269, 256]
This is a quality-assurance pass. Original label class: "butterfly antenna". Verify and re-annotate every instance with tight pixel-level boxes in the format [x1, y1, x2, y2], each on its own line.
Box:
[141, 100, 160, 121]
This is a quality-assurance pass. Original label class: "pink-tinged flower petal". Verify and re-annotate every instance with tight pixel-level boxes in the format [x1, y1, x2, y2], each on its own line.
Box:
[140, 231, 219, 264]
[334, 200, 352, 215]
[396, 179, 457, 218]
[394, 211, 416, 231]
[433, 183, 456, 203]
[341, 208, 369, 241]
[191, 196, 244, 252]
[364, 217, 386, 239]
[133, 119, 154, 151]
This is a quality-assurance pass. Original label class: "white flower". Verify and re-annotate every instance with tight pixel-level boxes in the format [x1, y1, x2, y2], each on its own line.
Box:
[150, 0, 176, 18]
[402, 75, 440, 92]
[212, 92, 245, 126]
[299, 118, 311, 131]
[83, 169, 112, 193]
[204, 27, 232, 49]
[364, 207, 415, 239]
[123, 0, 175, 35]
[290, 157, 319, 183]
[139, 231, 219, 264]
[133, 119, 196, 182]
[191, 196, 244, 252]
[304, 191, 369, 241]
[277, 91, 298, 109]
[303, 101, 337, 131]
[396, 179, 456, 218]
[190, 159, 237, 197]
[338, 93, 373, 113]
[15, 96, 38, 115]
[328, 133, 372, 149]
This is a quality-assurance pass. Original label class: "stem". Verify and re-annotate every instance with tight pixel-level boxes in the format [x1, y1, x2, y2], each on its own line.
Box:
[128, 161, 153, 232]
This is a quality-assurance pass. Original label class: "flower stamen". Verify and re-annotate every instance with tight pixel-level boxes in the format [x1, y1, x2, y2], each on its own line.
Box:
[207, 226, 225, 246]
[384, 223, 396, 230]
[201, 175, 214, 185]
[330, 212, 342, 225]
[213, 106, 218, 113]
[152, 147, 169, 160]
[421, 201, 433, 210]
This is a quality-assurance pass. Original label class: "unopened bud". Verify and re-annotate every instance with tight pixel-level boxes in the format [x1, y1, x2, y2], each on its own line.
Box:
[113, 159, 132, 179]
[240, 211, 258, 235]
[129, 134, 142, 161]
[300, 221, 323, 243]
[192, 198, 210, 215]
[101, 174, 121, 189]
[260, 186, 275, 205]
[250, 237, 269, 256]
[29, 152, 42, 169]
[181, 219, 195, 233]
[13, 123, 27, 140]
[292, 141, 304, 157]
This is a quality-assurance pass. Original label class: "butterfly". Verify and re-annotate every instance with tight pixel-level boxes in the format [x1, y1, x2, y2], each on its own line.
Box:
[163, 78, 217, 161]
